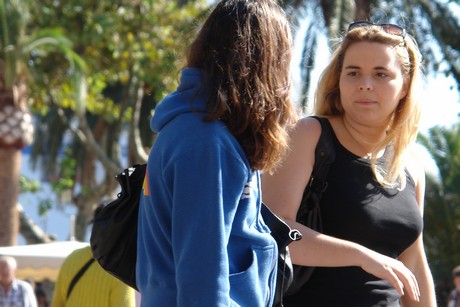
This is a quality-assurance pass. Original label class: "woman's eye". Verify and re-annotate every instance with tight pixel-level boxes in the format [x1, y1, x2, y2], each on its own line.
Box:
[348, 71, 359, 76]
[376, 72, 388, 78]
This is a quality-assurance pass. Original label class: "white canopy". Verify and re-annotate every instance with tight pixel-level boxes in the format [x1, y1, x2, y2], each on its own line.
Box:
[0, 241, 89, 281]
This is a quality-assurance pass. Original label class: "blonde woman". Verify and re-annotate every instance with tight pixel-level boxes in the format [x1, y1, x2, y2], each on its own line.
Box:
[262, 21, 437, 306]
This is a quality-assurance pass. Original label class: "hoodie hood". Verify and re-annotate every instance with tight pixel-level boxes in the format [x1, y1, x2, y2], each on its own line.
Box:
[151, 68, 208, 133]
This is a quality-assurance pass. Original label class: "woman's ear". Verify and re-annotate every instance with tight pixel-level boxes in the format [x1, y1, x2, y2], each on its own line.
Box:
[399, 79, 409, 100]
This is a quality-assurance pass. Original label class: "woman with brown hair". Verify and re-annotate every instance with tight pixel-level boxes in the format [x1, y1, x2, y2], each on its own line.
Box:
[136, 0, 297, 306]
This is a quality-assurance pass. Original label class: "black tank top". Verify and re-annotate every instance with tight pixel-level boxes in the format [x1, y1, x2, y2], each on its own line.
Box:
[285, 119, 423, 307]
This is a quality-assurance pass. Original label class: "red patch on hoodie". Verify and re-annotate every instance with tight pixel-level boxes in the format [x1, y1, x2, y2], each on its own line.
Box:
[143, 172, 150, 196]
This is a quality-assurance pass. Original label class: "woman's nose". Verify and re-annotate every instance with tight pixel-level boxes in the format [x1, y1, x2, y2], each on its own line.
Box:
[359, 79, 373, 91]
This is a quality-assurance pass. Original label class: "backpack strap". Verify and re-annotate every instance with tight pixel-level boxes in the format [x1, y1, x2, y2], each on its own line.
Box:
[309, 116, 335, 193]
[295, 116, 335, 230]
[66, 257, 95, 299]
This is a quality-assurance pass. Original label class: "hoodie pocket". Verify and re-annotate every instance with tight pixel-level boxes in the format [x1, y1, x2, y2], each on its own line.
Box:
[229, 246, 277, 306]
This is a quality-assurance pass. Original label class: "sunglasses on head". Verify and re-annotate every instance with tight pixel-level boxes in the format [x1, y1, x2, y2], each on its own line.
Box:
[348, 21, 406, 38]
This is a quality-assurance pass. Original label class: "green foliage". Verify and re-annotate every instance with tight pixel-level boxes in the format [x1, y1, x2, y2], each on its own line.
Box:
[38, 199, 53, 216]
[0, 0, 86, 93]
[19, 176, 40, 193]
[29, 0, 207, 112]
[19, 176, 54, 216]
[50, 152, 76, 193]
[27, 0, 208, 163]
[418, 123, 460, 299]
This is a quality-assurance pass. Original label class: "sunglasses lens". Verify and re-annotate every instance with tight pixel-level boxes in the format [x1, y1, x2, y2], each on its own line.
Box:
[381, 24, 405, 36]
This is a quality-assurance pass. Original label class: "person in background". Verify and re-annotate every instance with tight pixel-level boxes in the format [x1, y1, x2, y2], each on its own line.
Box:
[34, 284, 49, 307]
[262, 21, 437, 306]
[24, 278, 49, 307]
[136, 0, 297, 306]
[51, 246, 135, 307]
[448, 266, 460, 307]
[0, 256, 38, 307]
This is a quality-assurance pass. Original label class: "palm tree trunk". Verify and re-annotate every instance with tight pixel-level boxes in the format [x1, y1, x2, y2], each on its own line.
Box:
[354, 0, 371, 20]
[0, 148, 20, 246]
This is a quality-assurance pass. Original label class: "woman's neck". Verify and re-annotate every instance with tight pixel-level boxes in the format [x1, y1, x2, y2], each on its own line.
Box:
[341, 116, 387, 158]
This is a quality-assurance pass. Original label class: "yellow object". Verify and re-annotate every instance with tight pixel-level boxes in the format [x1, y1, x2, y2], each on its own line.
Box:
[51, 246, 135, 307]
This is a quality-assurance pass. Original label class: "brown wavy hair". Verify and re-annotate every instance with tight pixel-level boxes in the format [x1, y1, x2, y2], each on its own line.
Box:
[314, 24, 424, 187]
[186, 0, 298, 171]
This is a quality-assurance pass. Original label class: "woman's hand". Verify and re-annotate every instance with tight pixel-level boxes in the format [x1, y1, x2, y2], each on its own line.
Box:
[359, 248, 420, 302]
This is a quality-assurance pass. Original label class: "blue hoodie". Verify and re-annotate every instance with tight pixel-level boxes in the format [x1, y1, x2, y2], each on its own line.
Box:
[136, 68, 278, 306]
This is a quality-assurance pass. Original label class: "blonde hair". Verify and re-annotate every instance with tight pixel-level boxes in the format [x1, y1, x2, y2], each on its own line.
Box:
[315, 24, 424, 187]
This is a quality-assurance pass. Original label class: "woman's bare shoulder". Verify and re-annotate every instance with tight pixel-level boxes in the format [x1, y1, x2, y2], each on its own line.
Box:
[293, 116, 323, 141]
[405, 143, 428, 187]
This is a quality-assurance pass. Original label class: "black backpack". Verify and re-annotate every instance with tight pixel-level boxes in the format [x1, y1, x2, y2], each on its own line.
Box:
[90, 163, 146, 290]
